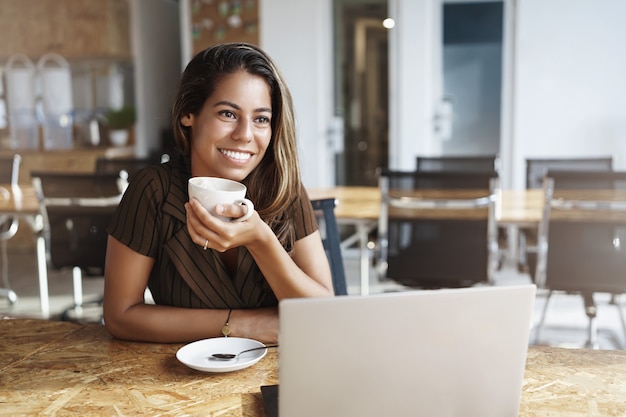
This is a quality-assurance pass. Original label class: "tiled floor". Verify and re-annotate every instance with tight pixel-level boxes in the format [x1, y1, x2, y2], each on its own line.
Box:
[1, 245, 624, 350]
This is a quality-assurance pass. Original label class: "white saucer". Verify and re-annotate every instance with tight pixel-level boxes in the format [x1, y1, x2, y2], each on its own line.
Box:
[176, 337, 268, 373]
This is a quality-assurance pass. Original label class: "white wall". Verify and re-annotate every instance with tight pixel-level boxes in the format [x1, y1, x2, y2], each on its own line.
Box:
[511, 0, 626, 188]
[260, 0, 335, 187]
[389, 0, 440, 170]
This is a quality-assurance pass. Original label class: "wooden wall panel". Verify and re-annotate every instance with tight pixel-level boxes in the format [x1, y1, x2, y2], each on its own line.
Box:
[0, 0, 130, 61]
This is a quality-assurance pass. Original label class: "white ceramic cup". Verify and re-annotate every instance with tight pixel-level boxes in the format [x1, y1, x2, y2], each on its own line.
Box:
[188, 177, 254, 222]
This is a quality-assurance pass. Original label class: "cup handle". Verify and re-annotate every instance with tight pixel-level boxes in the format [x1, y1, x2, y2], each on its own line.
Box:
[233, 198, 254, 222]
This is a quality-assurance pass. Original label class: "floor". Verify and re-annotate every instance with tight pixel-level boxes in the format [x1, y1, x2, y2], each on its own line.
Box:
[1, 245, 625, 350]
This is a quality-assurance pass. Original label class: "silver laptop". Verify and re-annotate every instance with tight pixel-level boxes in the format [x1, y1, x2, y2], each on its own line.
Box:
[277, 284, 536, 417]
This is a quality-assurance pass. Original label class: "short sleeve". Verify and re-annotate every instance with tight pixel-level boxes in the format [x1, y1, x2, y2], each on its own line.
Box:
[294, 184, 318, 240]
[107, 167, 165, 258]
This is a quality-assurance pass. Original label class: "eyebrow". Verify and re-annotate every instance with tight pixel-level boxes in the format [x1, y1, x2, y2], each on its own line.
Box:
[214, 100, 272, 114]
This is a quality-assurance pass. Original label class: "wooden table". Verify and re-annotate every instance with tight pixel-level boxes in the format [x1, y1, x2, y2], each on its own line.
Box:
[1, 319, 625, 416]
[307, 186, 544, 225]
[307, 186, 544, 294]
[0, 184, 40, 217]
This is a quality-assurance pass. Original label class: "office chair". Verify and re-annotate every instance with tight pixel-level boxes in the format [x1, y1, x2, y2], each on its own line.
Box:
[311, 198, 348, 296]
[533, 170, 626, 349]
[31, 171, 124, 321]
[416, 154, 508, 268]
[374, 169, 499, 289]
[0, 154, 21, 304]
[521, 156, 614, 276]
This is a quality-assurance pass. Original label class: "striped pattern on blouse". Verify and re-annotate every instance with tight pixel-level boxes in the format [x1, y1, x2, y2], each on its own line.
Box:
[107, 155, 318, 309]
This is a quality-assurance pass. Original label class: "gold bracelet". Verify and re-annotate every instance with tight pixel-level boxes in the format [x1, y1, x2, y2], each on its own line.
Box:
[222, 309, 232, 337]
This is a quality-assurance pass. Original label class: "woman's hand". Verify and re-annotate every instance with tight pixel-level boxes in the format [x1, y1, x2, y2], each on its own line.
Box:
[186, 198, 269, 252]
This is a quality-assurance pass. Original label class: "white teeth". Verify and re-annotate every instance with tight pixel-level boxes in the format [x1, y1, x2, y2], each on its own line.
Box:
[220, 149, 251, 161]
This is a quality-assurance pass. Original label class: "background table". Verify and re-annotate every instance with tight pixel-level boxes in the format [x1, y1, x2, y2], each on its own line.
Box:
[2, 319, 625, 416]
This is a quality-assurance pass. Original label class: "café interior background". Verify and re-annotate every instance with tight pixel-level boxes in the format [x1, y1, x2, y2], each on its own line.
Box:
[0, 0, 625, 190]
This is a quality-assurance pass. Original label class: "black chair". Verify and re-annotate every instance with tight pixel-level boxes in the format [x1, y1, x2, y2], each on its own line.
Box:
[31, 171, 124, 321]
[521, 156, 614, 275]
[0, 154, 21, 304]
[311, 198, 348, 296]
[374, 169, 498, 289]
[416, 154, 509, 268]
[416, 154, 500, 174]
[525, 157, 613, 190]
[95, 153, 169, 187]
[533, 170, 626, 349]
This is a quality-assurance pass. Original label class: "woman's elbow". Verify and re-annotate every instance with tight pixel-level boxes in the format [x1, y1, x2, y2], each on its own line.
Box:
[102, 308, 135, 341]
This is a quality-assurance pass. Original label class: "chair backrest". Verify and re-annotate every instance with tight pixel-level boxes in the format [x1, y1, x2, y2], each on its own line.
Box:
[385, 169, 496, 190]
[95, 154, 167, 181]
[376, 169, 498, 289]
[0, 154, 21, 185]
[31, 171, 123, 274]
[416, 154, 500, 174]
[525, 157, 613, 189]
[311, 198, 348, 296]
[535, 170, 626, 294]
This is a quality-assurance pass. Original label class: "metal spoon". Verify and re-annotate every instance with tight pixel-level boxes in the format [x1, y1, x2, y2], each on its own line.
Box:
[210, 344, 278, 361]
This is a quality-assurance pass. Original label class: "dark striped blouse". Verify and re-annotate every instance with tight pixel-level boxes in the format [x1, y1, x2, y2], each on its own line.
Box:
[107, 155, 318, 309]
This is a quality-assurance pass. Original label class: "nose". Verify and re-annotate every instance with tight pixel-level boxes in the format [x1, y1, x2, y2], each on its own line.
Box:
[232, 119, 253, 142]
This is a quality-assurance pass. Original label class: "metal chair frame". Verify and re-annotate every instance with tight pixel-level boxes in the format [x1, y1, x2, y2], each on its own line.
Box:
[0, 154, 21, 304]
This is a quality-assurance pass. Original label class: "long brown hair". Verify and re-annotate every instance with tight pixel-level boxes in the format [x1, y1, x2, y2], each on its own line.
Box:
[171, 43, 301, 250]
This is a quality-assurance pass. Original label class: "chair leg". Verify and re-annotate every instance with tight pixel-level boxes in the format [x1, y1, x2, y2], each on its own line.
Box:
[583, 293, 599, 350]
[36, 236, 50, 318]
[533, 290, 553, 345]
[61, 267, 85, 322]
[72, 267, 84, 320]
[615, 296, 626, 349]
[72, 266, 83, 308]
[0, 288, 17, 304]
[517, 232, 528, 273]
[0, 240, 18, 304]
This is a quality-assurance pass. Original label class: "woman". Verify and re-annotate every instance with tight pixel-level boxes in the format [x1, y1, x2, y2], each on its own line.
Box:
[103, 43, 334, 343]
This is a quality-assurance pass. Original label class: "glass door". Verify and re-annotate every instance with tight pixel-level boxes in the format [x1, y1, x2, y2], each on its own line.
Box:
[439, 1, 504, 156]
[333, 0, 389, 186]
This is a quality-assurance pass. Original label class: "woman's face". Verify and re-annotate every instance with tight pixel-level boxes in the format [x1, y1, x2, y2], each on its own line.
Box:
[182, 70, 272, 181]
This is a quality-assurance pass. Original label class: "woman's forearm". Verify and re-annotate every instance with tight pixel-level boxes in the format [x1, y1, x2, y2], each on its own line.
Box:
[103, 304, 278, 344]
[246, 223, 334, 300]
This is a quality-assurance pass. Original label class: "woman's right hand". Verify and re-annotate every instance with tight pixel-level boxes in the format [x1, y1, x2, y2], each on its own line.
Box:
[185, 199, 269, 253]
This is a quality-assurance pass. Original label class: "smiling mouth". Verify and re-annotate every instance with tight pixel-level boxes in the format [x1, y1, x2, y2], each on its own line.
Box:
[219, 149, 252, 161]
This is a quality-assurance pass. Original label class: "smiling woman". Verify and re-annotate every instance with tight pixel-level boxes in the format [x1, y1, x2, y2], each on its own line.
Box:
[102, 43, 335, 345]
